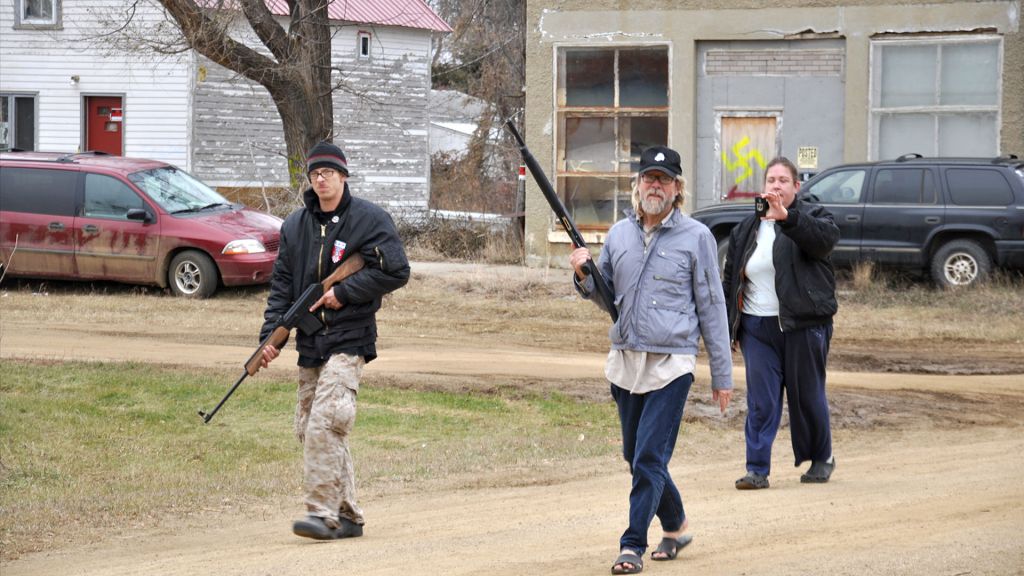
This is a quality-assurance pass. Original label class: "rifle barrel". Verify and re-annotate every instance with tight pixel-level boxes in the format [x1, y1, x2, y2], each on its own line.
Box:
[198, 370, 249, 424]
[505, 120, 618, 323]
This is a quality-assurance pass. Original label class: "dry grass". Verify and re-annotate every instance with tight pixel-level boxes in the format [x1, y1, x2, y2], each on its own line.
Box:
[3, 263, 1021, 358]
[836, 269, 1024, 345]
[848, 261, 876, 292]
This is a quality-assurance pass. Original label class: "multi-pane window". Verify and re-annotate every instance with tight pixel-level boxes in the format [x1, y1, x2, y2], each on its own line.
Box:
[556, 46, 669, 230]
[0, 94, 36, 151]
[15, 0, 59, 27]
[870, 37, 1000, 159]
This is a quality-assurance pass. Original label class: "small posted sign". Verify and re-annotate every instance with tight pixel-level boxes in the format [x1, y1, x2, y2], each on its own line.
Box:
[797, 146, 818, 170]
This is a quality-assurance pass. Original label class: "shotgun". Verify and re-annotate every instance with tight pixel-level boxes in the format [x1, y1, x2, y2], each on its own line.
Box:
[198, 253, 366, 424]
[506, 120, 618, 322]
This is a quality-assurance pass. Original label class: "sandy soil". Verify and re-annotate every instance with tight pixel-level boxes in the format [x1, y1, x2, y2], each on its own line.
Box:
[2, 263, 1023, 575]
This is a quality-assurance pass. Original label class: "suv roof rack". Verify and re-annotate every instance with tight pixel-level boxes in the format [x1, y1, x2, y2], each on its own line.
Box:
[895, 153, 923, 162]
[57, 150, 111, 163]
[993, 154, 1019, 164]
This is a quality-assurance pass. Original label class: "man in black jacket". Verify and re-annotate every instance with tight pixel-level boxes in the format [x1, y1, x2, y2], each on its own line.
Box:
[723, 157, 839, 490]
[258, 141, 410, 539]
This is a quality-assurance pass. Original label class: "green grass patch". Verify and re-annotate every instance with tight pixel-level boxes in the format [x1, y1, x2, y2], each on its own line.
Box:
[0, 359, 620, 558]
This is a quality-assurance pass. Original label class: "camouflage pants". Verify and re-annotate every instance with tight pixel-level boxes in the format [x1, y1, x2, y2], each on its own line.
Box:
[296, 353, 365, 527]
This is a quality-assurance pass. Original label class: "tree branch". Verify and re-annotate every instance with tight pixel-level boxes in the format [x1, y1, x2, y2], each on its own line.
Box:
[239, 0, 291, 63]
[157, 0, 284, 85]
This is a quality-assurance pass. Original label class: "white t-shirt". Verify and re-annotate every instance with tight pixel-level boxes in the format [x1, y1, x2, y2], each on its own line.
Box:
[742, 220, 780, 316]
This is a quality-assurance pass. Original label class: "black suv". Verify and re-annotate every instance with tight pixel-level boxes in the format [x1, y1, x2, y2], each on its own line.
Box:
[691, 154, 1024, 288]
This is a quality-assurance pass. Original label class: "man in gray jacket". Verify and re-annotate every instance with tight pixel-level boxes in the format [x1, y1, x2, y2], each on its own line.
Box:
[570, 146, 733, 575]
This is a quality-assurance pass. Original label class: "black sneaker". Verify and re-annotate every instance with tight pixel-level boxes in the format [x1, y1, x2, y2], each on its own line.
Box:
[292, 515, 338, 540]
[801, 458, 835, 483]
[337, 517, 364, 538]
[735, 472, 770, 490]
[292, 515, 365, 540]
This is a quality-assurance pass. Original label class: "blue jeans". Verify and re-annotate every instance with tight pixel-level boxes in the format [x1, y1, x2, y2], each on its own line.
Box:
[610, 373, 693, 555]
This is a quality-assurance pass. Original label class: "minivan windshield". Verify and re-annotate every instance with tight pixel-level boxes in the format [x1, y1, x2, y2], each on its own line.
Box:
[128, 167, 233, 214]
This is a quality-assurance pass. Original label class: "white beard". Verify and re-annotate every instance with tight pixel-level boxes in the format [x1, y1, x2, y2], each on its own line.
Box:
[641, 193, 673, 216]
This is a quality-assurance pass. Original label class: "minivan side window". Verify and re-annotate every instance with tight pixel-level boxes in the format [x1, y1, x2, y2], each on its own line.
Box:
[0, 167, 77, 215]
[946, 169, 1014, 206]
[83, 173, 145, 219]
[872, 168, 936, 204]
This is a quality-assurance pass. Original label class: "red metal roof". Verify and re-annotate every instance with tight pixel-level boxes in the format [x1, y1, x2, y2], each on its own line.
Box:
[263, 0, 451, 32]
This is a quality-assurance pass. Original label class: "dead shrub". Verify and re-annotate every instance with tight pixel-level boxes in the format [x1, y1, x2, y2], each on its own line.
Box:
[398, 214, 522, 263]
[429, 148, 517, 215]
[217, 185, 303, 219]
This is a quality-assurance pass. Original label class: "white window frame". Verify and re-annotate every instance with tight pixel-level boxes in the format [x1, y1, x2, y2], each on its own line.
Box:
[14, 0, 61, 29]
[868, 35, 1002, 160]
[357, 31, 372, 59]
[552, 42, 672, 236]
[0, 93, 38, 151]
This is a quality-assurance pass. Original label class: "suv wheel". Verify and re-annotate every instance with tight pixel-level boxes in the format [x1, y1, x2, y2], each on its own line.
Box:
[930, 240, 991, 289]
[169, 250, 218, 298]
[716, 236, 730, 275]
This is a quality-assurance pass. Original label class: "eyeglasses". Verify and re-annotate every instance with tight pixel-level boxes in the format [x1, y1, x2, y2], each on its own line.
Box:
[641, 173, 675, 185]
[309, 168, 337, 181]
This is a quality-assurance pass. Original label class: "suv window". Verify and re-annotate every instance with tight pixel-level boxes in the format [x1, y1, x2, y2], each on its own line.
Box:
[873, 168, 936, 204]
[0, 166, 77, 215]
[806, 169, 866, 204]
[946, 168, 1014, 206]
[84, 173, 145, 218]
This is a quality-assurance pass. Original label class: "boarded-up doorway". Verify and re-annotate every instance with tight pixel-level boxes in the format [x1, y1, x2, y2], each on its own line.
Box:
[717, 114, 780, 201]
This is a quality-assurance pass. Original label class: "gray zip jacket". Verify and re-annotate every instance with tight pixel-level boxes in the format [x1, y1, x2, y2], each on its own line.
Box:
[575, 208, 733, 391]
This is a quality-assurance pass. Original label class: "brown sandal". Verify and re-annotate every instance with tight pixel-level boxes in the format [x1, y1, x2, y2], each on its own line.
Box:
[611, 551, 644, 574]
[651, 534, 693, 560]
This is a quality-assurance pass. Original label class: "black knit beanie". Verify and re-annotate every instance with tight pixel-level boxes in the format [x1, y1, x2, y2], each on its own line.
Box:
[306, 141, 349, 176]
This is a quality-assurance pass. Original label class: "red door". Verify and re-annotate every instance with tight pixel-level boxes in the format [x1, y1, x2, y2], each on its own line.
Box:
[85, 96, 123, 155]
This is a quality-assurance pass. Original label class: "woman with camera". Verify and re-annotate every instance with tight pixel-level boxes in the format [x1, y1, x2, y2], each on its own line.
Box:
[722, 157, 840, 490]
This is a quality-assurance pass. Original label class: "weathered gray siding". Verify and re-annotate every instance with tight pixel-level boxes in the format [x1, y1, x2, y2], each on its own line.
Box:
[191, 21, 432, 213]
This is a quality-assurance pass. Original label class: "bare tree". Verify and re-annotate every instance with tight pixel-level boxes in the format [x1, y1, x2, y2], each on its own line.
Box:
[429, 0, 525, 215]
[432, 0, 523, 123]
[150, 0, 336, 184]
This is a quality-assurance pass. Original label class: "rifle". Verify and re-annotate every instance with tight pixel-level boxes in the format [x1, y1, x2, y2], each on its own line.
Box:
[505, 120, 618, 322]
[198, 253, 366, 424]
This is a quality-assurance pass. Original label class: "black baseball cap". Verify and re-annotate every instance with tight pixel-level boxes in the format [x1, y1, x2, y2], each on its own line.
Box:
[638, 146, 682, 178]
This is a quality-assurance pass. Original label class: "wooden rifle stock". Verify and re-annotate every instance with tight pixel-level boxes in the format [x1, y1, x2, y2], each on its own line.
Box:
[505, 120, 618, 322]
[199, 254, 366, 424]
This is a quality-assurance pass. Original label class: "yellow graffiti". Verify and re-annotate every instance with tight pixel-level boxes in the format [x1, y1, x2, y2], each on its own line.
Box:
[722, 136, 766, 184]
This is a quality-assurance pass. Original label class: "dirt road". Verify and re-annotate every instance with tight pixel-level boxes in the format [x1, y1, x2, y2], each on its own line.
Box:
[2, 263, 1023, 575]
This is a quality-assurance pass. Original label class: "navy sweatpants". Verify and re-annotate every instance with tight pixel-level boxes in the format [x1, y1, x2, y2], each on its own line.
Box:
[740, 314, 832, 476]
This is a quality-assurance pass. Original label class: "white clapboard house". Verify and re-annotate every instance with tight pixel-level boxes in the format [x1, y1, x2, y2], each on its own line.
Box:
[0, 0, 450, 211]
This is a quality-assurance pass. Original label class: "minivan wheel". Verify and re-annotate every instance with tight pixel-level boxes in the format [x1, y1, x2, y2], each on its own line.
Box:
[169, 250, 218, 298]
[930, 239, 991, 289]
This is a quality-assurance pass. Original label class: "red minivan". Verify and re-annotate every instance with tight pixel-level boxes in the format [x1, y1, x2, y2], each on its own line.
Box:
[0, 151, 282, 298]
